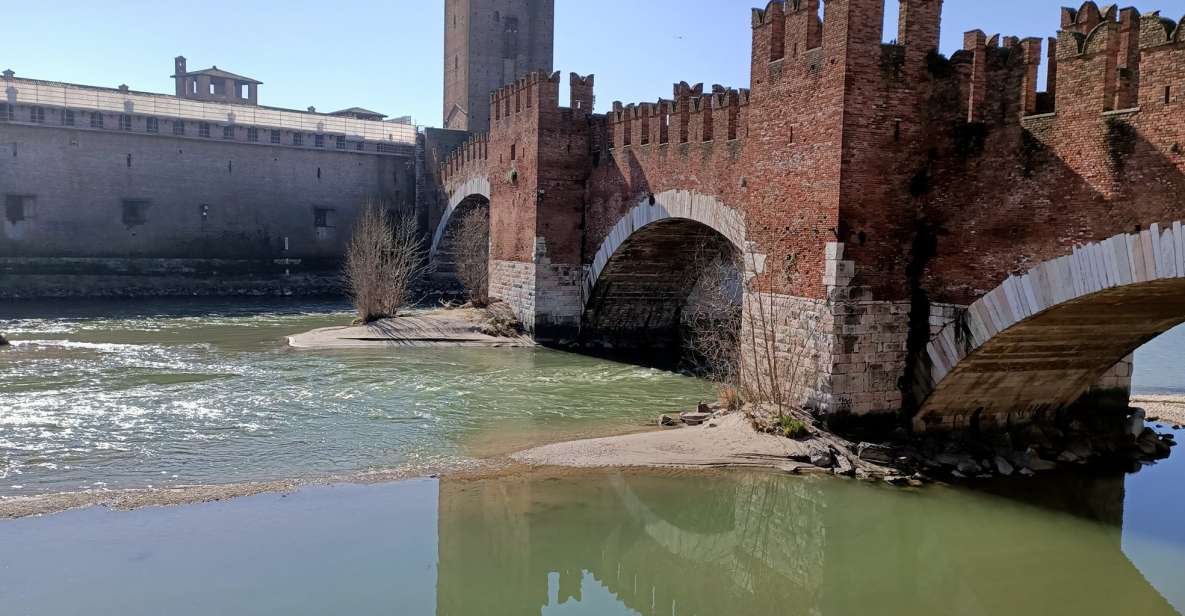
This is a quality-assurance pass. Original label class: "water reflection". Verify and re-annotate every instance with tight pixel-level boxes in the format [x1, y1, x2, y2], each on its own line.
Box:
[0, 467, 1181, 615]
[437, 470, 1180, 616]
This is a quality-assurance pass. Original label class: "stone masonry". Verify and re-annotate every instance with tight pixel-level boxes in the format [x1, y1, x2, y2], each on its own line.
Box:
[439, 1, 1185, 429]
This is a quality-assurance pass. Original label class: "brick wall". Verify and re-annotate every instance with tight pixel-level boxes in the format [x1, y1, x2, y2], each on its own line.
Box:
[441, 1, 1185, 423]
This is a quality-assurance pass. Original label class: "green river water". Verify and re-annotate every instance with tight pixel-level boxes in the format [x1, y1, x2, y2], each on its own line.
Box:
[1, 298, 1183, 615]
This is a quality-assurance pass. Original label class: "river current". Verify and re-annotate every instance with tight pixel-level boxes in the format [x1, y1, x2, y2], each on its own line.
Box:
[0, 298, 715, 496]
[0, 298, 1182, 615]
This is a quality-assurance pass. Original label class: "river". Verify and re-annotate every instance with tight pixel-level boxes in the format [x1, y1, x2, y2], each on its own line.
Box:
[0, 299, 1183, 615]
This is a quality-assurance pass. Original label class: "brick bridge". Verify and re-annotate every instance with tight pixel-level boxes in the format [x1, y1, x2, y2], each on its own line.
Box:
[436, 1, 1185, 431]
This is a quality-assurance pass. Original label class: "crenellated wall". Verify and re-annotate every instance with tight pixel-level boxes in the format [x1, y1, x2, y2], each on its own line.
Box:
[440, 1, 1185, 428]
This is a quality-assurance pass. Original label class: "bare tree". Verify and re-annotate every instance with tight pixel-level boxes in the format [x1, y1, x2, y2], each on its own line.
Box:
[681, 221, 822, 419]
[682, 249, 743, 384]
[453, 207, 490, 306]
[343, 200, 425, 324]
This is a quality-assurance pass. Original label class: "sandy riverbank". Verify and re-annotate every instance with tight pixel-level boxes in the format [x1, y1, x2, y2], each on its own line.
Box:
[1133, 395, 1185, 427]
[511, 413, 829, 473]
[287, 306, 532, 349]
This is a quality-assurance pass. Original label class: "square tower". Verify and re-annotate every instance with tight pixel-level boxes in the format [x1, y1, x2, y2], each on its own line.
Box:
[443, 0, 555, 133]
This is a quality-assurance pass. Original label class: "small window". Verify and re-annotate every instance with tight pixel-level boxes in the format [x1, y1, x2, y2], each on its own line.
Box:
[247, 127, 259, 142]
[199, 122, 211, 138]
[208, 83, 215, 95]
[239, 83, 249, 99]
[355, 141, 364, 151]
[0, 103, 11, 121]
[62, 109, 75, 126]
[30, 107, 45, 124]
[510, 143, 517, 160]
[1165, 86, 1173, 105]
[200, 204, 210, 222]
[121, 199, 149, 227]
[313, 207, 335, 229]
[293, 133, 304, 146]
[494, 11, 500, 21]
[335, 135, 346, 150]
[5, 195, 33, 223]
[314, 134, 325, 148]
[119, 115, 132, 131]
[270, 129, 281, 144]
[90, 113, 104, 129]
[222, 125, 234, 140]
[146, 117, 159, 133]
[173, 120, 186, 136]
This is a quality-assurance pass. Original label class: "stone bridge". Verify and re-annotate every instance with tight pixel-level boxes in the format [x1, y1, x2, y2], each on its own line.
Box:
[437, 1, 1185, 430]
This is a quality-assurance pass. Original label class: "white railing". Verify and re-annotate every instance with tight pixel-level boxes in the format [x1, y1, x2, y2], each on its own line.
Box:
[4, 78, 416, 144]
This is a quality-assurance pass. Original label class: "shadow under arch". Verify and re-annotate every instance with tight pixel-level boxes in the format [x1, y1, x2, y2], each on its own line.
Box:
[916, 221, 1185, 431]
[430, 175, 491, 259]
[579, 190, 752, 366]
[429, 179, 491, 294]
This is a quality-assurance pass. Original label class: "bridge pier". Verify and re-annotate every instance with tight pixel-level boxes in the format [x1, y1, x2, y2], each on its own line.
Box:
[489, 240, 584, 343]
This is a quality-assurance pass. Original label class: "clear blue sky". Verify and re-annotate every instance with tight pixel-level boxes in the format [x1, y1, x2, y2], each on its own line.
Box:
[4, 1, 1184, 126]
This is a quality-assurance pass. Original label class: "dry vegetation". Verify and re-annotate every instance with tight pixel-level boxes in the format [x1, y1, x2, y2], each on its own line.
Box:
[682, 223, 819, 425]
[453, 207, 491, 306]
[343, 200, 426, 324]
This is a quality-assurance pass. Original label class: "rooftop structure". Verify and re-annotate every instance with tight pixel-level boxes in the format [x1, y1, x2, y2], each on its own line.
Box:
[0, 61, 416, 147]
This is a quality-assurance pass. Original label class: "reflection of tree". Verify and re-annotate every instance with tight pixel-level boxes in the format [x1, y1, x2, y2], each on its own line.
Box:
[435, 471, 1178, 616]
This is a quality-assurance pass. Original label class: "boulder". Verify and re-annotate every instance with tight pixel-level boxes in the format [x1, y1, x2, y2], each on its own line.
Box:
[1066, 440, 1094, 460]
[956, 458, 983, 476]
[994, 456, 1015, 477]
[809, 449, 835, 468]
[1025, 448, 1057, 471]
[1127, 409, 1147, 438]
[680, 412, 711, 426]
[833, 454, 855, 476]
[1136, 428, 1161, 456]
[857, 442, 896, 465]
[0, 333, 8, 347]
[659, 414, 679, 427]
[934, 453, 961, 467]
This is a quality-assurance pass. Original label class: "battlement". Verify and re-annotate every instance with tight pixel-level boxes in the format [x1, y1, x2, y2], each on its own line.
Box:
[490, 70, 563, 124]
[949, 2, 1185, 121]
[440, 133, 489, 183]
[607, 81, 749, 148]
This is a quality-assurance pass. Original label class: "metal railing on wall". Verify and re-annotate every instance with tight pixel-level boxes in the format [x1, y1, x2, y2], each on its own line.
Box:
[5, 78, 417, 144]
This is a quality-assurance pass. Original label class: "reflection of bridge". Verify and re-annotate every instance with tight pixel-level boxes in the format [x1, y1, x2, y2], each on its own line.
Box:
[434, 470, 1179, 616]
[434, 1, 1185, 430]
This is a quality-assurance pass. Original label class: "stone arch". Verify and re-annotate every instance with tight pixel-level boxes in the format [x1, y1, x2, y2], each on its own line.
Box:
[583, 190, 752, 301]
[430, 175, 490, 259]
[430, 176, 490, 294]
[580, 190, 759, 364]
[916, 221, 1185, 431]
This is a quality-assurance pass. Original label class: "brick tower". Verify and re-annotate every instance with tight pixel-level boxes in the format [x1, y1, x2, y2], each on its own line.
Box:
[443, 0, 555, 133]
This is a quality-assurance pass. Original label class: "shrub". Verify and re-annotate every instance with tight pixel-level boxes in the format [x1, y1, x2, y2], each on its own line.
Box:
[454, 207, 490, 306]
[343, 200, 425, 323]
[777, 415, 809, 439]
[718, 385, 744, 412]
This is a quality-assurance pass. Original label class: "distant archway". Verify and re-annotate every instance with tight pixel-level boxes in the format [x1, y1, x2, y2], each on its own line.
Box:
[430, 188, 490, 296]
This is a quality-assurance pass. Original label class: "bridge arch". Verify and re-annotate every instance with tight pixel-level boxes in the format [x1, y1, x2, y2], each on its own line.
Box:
[916, 221, 1185, 431]
[430, 176, 491, 296]
[430, 175, 491, 259]
[583, 190, 750, 301]
[580, 190, 758, 366]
